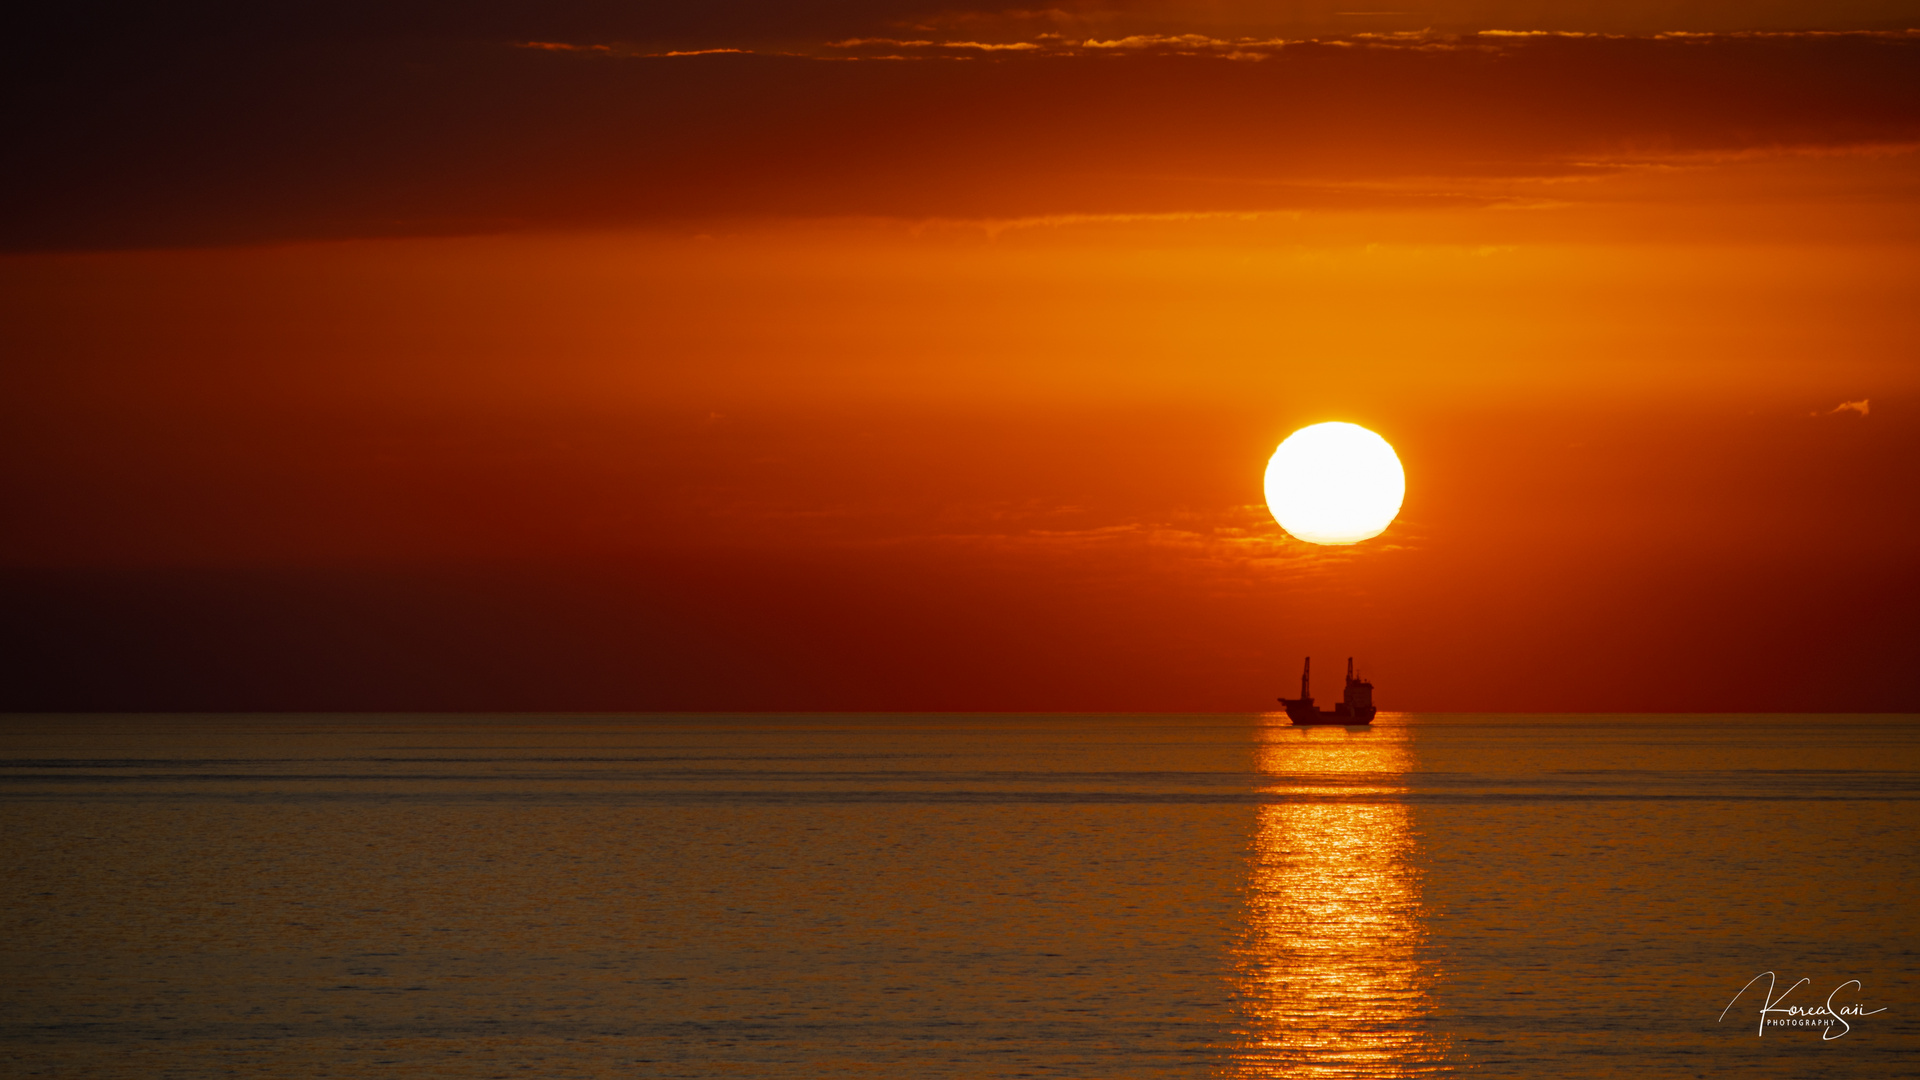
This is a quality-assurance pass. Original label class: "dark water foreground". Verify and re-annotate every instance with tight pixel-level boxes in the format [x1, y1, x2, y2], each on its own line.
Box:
[1, 713, 1914, 1078]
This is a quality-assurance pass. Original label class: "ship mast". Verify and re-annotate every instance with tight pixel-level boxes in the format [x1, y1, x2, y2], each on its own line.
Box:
[1301, 656, 1311, 701]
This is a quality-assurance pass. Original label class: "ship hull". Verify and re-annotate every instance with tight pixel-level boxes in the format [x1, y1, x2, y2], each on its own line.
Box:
[1281, 701, 1375, 725]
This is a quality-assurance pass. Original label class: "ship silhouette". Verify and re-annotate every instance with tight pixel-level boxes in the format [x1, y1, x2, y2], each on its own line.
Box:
[1277, 657, 1376, 725]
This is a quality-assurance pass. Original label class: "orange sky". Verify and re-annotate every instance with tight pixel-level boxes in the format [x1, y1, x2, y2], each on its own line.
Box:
[2, 2, 1916, 710]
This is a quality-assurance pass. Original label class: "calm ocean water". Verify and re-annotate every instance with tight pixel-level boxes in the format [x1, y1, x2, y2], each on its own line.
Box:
[1, 713, 1914, 1078]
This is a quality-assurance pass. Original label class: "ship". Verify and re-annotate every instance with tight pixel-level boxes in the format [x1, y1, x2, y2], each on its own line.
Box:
[1278, 657, 1376, 725]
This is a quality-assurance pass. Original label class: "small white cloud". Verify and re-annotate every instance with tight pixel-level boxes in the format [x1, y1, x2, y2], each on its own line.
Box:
[1828, 399, 1870, 416]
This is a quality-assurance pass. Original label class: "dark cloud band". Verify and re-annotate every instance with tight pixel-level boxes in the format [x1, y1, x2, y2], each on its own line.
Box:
[7, 32, 1917, 250]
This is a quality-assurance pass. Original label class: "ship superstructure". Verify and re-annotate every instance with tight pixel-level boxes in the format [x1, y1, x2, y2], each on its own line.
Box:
[1277, 657, 1376, 725]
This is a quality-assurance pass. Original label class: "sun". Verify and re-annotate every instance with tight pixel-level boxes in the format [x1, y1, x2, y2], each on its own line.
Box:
[1264, 422, 1405, 545]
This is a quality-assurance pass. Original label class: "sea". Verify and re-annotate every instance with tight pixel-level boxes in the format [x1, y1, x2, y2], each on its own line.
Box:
[1, 713, 1914, 1078]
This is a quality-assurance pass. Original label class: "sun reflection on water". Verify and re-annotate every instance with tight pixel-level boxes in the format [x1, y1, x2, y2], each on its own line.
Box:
[1225, 719, 1449, 1078]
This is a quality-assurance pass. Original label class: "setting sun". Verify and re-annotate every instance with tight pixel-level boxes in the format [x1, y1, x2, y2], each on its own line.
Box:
[1264, 422, 1406, 545]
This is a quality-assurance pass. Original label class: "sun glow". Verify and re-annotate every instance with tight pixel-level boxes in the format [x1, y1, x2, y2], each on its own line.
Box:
[1264, 422, 1405, 545]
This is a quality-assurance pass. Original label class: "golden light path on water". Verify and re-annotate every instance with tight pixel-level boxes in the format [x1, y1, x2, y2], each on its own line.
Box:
[1225, 720, 1450, 1078]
